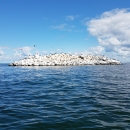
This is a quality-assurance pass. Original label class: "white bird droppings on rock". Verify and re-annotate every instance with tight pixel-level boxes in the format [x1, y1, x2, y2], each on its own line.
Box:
[9, 53, 121, 66]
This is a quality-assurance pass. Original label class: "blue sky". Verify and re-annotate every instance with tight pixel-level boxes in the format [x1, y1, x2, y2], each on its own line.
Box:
[0, 0, 130, 62]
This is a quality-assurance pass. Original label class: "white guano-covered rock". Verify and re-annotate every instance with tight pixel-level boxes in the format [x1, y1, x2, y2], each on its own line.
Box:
[9, 53, 121, 66]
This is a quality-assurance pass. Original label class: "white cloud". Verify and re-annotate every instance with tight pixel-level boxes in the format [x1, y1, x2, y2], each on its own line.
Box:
[0, 50, 4, 57]
[14, 46, 33, 59]
[79, 46, 104, 56]
[0, 47, 14, 63]
[51, 23, 73, 31]
[66, 15, 79, 21]
[20, 46, 33, 55]
[0, 47, 4, 59]
[42, 51, 47, 54]
[0, 46, 10, 49]
[56, 48, 62, 51]
[66, 15, 75, 21]
[14, 50, 22, 58]
[89, 46, 104, 55]
[0, 46, 36, 62]
[81, 17, 90, 25]
[51, 23, 67, 30]
[87, 8, 130, 60]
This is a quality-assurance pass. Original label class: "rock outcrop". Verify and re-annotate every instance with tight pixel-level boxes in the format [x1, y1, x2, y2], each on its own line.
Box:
[9, 53, 121, 66]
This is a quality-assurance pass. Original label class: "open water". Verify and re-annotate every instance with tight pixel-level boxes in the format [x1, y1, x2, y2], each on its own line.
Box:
[0, 63, 130, 130]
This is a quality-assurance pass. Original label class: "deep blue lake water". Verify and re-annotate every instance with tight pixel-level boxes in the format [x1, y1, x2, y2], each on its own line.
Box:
[0, 63, 130, 130]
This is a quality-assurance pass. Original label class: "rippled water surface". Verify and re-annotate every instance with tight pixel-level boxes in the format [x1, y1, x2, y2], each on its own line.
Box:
[0, 64, 130, 130]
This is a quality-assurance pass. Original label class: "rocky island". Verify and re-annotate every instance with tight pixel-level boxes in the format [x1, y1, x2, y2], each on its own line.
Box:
[9, 53, 121, 66]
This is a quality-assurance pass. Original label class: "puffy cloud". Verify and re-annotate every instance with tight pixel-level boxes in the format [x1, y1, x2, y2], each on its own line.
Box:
[87, 8, 130, 59]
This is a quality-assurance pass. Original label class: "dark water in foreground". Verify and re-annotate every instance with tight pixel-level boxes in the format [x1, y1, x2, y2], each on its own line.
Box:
[0, 64, 130, 130]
